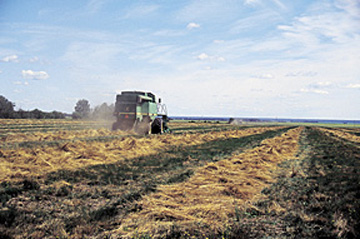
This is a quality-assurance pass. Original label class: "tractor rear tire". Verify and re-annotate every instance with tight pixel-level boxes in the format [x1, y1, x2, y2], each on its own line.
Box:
[151, 118, 163, 134]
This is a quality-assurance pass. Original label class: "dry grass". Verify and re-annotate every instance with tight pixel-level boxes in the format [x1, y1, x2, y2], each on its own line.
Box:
[0, 127, 283, 182]
[1, 128, 130, 144]
[318, 127, 360, 143]
[0, 119, 105, 131]
[111, 127, 303, 238]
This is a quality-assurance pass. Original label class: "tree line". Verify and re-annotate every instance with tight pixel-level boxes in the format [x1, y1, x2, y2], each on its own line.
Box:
[72, 99, 114, 120]
[0, 95, 114, 120]
[0, 95, 65, 119]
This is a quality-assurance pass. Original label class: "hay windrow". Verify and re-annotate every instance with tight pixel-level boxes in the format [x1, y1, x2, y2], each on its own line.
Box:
[318, 127, 360, 144]
[1, 128, 130, 144]
[0, 126, 283, 182]
[113, 127, 303, 238]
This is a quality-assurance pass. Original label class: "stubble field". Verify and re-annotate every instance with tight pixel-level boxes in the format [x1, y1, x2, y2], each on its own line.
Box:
[0, 119, 359, 238]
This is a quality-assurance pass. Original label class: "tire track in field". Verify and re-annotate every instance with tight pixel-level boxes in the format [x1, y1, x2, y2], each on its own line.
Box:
[111, 127, 303, 238]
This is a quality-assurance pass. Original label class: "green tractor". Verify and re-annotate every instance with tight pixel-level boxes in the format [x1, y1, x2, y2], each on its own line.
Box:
[112, 91, 170, 134]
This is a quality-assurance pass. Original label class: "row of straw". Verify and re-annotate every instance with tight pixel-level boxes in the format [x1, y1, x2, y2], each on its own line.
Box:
[0, 127, 283, 182]
[318, 127, 360, 144]
[0, 119, 104, 126]
[111, 127, 304, 238]
[1, 128, 130, 144]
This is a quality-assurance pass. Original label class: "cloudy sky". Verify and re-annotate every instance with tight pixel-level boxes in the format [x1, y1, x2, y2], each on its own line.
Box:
[0, 0, 359, 119]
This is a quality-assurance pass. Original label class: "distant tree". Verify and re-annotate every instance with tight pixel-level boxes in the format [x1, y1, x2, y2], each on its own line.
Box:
[49, 111, 65, 119]
[91, 103, 115, 120]
[73, 99, 90, 119]
[0, 95, 66, 119]
[15, 109, 29, 118]
[0, 95, 15, 118]
[30, 109, 43, 119]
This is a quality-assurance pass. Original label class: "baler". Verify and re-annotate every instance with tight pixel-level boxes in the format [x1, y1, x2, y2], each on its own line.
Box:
[112, 91, 169, 134]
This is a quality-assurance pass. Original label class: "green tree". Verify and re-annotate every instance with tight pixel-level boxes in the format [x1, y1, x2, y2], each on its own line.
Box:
[73, 99, 90, 119]
[92, 103, 114, 120]
[30, 109, 45, 119]
[49, 111, 65, 119]
[0, 95, 15, 118]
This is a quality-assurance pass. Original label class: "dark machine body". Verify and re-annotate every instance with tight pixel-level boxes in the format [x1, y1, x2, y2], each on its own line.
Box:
[112, 91, 169, 134]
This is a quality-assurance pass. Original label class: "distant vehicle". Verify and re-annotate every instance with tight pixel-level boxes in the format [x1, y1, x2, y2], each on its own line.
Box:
[112, 91, 170, 134]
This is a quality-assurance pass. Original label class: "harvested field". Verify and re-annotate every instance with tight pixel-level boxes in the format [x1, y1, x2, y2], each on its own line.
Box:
[233, 127, 360, 238]
[318, 127, 360, 144]
[0, 119, 110, 135]
[0, 129, 132, 147]
[0, 120, 359, 239]
[113, 127, 303, 238]
[0, 125, 283, 182]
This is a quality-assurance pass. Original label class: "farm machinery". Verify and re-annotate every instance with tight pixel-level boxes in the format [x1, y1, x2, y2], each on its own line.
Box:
[112, 91, 170, 134]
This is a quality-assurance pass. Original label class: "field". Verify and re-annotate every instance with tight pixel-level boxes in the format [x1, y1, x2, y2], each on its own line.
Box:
[0, 119, 359, 239]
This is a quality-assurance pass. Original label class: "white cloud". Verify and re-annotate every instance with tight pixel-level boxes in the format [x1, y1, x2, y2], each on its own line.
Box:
[272, 0, 286, 10]
[298, 81, 333, 95]
[13, 89, 23, 94]
[1, 55, 19, 62]
[278, 3, 359, 46]
[29, 56, 39, 63]
[128, 44, 182, 65]
[230, 9, 281, 34]
[252, 73, 274, 79]
[346, 83, 360, 89]
[13, 81, 30, 86]
[244, 0, 286, 9]
[62, 41, 124, 71]
[2, 0, 358, 119]
[286, 71, 318, 77]
[244, 0, 260, 5]
[196, 53, 225, 62]
[22, 70, 49, 80]
[197, 53, 209, 60]
[85, 0, 106, 14]
[187, 22, 200, 30]
[300, 88, 329, 95]
[124, 4, 159, 19]
[335, 0, 360, 18]
[313, 81, 332, 87]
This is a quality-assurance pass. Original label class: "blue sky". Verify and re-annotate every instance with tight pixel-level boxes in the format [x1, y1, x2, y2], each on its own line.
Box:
[0, 0, 359, 119]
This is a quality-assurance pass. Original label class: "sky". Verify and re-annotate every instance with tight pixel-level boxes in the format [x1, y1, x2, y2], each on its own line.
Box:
[0, 0, 359, 119]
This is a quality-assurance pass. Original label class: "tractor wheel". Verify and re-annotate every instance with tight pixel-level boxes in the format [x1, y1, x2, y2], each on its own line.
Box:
[151, 118, 163, 134]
